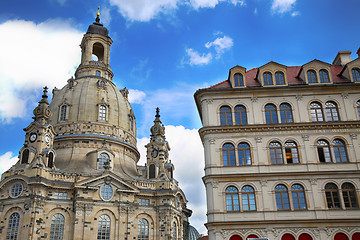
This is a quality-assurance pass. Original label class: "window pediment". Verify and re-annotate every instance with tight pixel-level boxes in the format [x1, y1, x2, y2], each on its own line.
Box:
[229, 65, 246, 88]
[299, 59, 332, 84]
[257, 61, 287, 86]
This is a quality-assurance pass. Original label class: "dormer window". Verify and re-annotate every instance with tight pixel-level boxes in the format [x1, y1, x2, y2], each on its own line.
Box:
[352, 68, 360, 82]
[275, 71, 285, 85]
[96, 70, 101, 76]
[307, 70, 317, 83]
[21, 149, 29, 164]
[98, 153, 110, 169]
[234, 73, 244, 87]
[319, 69, 330, 83]
[99, 105, 107, 121]
[263, 72, 273, 85]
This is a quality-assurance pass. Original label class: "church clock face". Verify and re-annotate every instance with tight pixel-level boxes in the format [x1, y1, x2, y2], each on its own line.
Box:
[45, 134, 50, 144]
[29, 133, 37, 143]
[151, 149, 158, 158]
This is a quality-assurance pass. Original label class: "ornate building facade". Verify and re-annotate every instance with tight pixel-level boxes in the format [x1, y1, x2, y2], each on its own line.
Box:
[0, 12, 191, 240]
[194, 50, 360, 240]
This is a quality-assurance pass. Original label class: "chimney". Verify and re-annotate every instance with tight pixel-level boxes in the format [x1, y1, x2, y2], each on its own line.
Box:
[332, 51, 352, 66]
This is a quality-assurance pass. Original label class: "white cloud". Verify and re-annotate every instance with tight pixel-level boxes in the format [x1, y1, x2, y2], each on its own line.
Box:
[0, 19, 82, 122]
[130, 59, 152, 81]
[291, 11, 300, 17]
[0, 152, 18, 175]
[205, 35, 234, 57]
[137, 125, 206, 233]
[271, 0, 296, 14]
[100, 7, 112, 26]
[186, 48, 213, 66]
[128, 89, 147, 104]
[254, 7, 258, 15]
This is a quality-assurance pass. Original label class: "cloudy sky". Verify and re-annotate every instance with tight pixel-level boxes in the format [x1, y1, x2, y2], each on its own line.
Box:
[1, 0, 360, 234]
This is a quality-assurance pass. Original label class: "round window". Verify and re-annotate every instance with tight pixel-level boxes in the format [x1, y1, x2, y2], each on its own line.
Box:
[100, 184, 113, 200]
[10, 183, 23, 198]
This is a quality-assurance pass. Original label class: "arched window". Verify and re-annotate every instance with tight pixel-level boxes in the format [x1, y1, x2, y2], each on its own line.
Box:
[265, 104, 278, 123]
[291, 184, 306, 209]
[333, 139, 348, 162]
[222, 143, 236, 166]
[357, 100, 360, 118]
[238, 142, 251, 165]
[281, 233, 295, 240]
[275, 184, 290, 210]
[307, 70, 317, 83]
[50, 213, 65, 240]
[172, 222, 178, 240]
[325, 183, 340, 209]
[93, 42, 104, 62]
[100, 184, 113, 201]
[317, 140, 332, 163]
[319, 69, 330, 83]
[234, 105, 247, 125]
[298, 233, 313, 240]
[234, 73, 244, 87]
[10, 183, 23, 198]
[275, 71, 285, 85]
[342, 183, 358, 209]
[6, 212, 20, 240]
[334, 233, 349, 240]
[60, 105, 67, 121]
[97, 215, 111, 240]
[284, 141, 299, 164]
[149, 164, 156, 179]
[263, 72, 273, 85]
[310, 102, 324, 121]
[352, 233, 360, 240]
[279, 103, 293, 123]
[325, 101, 339, 121]
[96, 70, 101, 76]
[230, 235, 243, 240]
[241, 185, 256, 211]
[98, 153, 110, 169]
[48, 152, 54, 168]
[247, 235, 259, 239]
[225, 186, 240, 211]
[138, 219, 149, 240]
[352, 68, 360, 82]
[269, 141, 283, 164]
[99, 105, 107, 121]
[21, 149, 29, 164]
[220, 106, 232, 125]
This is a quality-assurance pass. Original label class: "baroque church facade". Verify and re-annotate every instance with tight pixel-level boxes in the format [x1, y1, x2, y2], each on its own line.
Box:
[194, 50, 360, 240]
[0, 12, 191, 240]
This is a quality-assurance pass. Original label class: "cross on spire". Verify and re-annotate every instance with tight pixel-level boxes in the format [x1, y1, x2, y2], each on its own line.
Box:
[42, 86, 48, 99]
[155, 107, 160, 118]
[96, 6, 100, 23]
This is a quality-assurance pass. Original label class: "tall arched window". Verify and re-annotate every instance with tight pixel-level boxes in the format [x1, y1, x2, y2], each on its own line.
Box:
[325, 101, 339, 121]
[279, 103, 293, 123]
[310, 102, 324, 121]
[307, 70, 317, 83]
[138, 219, 149, 240]
[238, 142, 251, 165]
[241, 185, 256, 211]
[357, 100, 360, 118]
[21, 149, 29, 164]
[225, 186, 240, 211]
[98, 153, 110, 169]
[352, 68, 360, 82]
[284, 141, 299, 164]
[298, 233, 313, 240]
[275, 71, 285, 85]
[222, 143, 236, 166]
[317, 140, 332, 163]
[48, 152, 54, 168]
[99, 105, 107, 121]
[269, 141, 283, 164]
[333, 139, 348, 162]
[60, 105, 67, 121]
[220, 106, 232, 126]
[281, 233, 295, 240]
[149, 164, 156, 179]
[275, 184, 290, 210]
[319, 69, 330, 83]
[230, 235, 243, 240]
[234, 105, 247, 125]
[291, 184, 306, 209]
[263, 72, 273, 85]
[172, 222, 178, 240]
[265, 104, 278, 123]
[325, 183, 340, 209]
[334, 233, 349, 240]
[234, 73, 244, 87]
[6, 212, 20, 240]
[50, 213, 65, 240]
[342, 183, 358, 209]
[97, 215, 111, 240]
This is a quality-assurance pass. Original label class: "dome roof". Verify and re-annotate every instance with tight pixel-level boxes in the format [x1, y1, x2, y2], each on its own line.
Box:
[188, 225, 201, 240]
[87, 22, 109, 37]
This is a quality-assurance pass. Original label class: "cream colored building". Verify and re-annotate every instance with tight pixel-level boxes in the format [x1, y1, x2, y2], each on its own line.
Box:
[0, 13, 191, 240]
[194, 50, 360, 240]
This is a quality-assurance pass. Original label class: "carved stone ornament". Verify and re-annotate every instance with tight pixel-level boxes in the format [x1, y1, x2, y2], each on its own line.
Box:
[302, 134, 309, 141]
[260, 180, 268, 187]
[209, 138, 215, 144]
[341, 93, 349, 99]
[211, 181, 219, 188]
[309, 178, 317, 185]
[250, 97, 258, 103]
[295, 94, 303, 101]
[205, 99, 213, 104]
[350, 133, 357, 139]
[255, 137, 262, 143]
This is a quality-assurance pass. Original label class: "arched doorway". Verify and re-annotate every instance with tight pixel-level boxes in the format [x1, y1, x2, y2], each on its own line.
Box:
[299, 233, 313, 240]
[334, 233, 349, 240]
[230, 235, 243, 240]
[281, 233, 295, 240]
